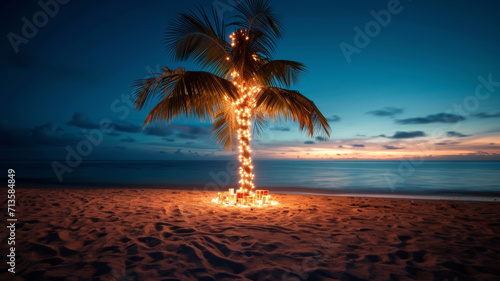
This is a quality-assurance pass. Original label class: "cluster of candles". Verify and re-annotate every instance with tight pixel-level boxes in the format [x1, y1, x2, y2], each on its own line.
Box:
[212, 188, 278, 207]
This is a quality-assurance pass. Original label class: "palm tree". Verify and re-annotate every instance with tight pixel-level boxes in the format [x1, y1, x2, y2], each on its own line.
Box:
[132, 0, 330, 194]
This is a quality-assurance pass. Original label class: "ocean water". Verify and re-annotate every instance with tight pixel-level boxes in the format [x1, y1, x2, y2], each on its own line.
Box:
[2, 160, 500, 196]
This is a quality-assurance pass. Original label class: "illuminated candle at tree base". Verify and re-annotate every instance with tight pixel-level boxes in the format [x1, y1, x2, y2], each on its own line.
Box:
[212, 189, 278, 207]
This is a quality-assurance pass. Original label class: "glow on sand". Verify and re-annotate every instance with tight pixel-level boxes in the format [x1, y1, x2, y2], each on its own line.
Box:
[212, 29, 277, 207]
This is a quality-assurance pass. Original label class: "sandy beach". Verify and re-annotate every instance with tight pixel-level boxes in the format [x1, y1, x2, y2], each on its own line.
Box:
[2, 187, 500, 281]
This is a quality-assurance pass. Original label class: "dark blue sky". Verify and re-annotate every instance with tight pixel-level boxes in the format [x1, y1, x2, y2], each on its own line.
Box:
[1, 0, 500, 161]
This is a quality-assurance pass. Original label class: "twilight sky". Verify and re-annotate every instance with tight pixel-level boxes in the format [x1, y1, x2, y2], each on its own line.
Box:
[1, 0, 500, 161]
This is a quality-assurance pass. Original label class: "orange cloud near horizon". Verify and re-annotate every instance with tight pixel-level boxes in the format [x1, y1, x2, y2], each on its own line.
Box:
[253, 136, 500, 161]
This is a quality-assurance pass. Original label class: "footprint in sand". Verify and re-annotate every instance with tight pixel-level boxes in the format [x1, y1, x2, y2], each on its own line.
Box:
[412, 250, 428, 263]
[59, 246, 78, 257]
[364, 254, 380, 262]
[394, 250, 410, 259]
[27, 243, 58, 259]
[147, 251, 165, 262]
[102, 245, 120, 253]
[173, 228, 196, 234]
[40, 257, 64, 266]
[138, 237, 162, 247]
[92, 261, 112, 276]
[128, 255, 145, 261]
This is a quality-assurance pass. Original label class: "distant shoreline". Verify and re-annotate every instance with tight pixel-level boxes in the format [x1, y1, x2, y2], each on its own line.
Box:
[2, 159, 500, 162]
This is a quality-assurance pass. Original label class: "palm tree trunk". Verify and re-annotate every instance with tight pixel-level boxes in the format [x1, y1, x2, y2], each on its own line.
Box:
[235, 89, 255, 192]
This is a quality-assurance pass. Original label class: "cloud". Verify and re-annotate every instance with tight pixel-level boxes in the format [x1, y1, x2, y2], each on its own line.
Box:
[367, 107, 403, 117]
[68, 114, 209, 140]
[67, 112, 141, 133]
[143, 126, 173, 136]
[170, 148, 201, 158]
[447, 131, 470, 138]
[0, 122, 30, 147]
[473, 151, 492, 156]
[172, 125, 211, 140]
[121, 136, 135, 143]
[383, 145, 404, 150]
[31, 123, 80, 146]
[388, 131, 426, 139]
[178, 133, 198, 140]
[113, 122, 142, 133]
[423, 152, 500, 161]
[473, 112, 500, 119]
[187, 126, 211, 135]
[67, 112, 99, 129]
[163, 138, 175, 142]
[338, 145, 343, 148]
[396, 113, 465, 124]
[0, 121, 81, 147]
[304, 141, 315, 144]
[144, 124, 210, 139]
[351, 144, 365, 147]
[435, 142, 460, 146]
[326, 115, 341, 122]
[270, 126, 291, 131]
[315, 136, 327, 141]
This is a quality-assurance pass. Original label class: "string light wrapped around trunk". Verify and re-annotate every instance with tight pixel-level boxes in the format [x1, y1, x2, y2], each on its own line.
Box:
[212, 29, 278, 207]
[230, 29, 256, 193]
[235, 85, 257, 192]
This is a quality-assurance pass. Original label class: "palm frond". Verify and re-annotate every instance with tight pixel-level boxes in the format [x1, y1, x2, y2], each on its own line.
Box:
[211, 104, 237, 150]
[131, 68, 238, 126]
[132, 67, 184, 111]
[255, 87, 330, 138]
[255, 60, 306, 88]
[166, 6, 232, 77]
[252, 112, 268, 136]
[231, 0, 283, 58]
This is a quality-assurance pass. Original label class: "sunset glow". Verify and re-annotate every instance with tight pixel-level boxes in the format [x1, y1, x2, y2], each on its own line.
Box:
[252, 135, 500, 160]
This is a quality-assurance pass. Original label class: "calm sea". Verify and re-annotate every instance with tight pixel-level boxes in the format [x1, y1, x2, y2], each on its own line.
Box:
[2, 160, 500, 198]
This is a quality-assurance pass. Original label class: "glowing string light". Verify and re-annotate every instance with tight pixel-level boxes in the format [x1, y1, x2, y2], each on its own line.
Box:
[212, 29, 278, 207]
